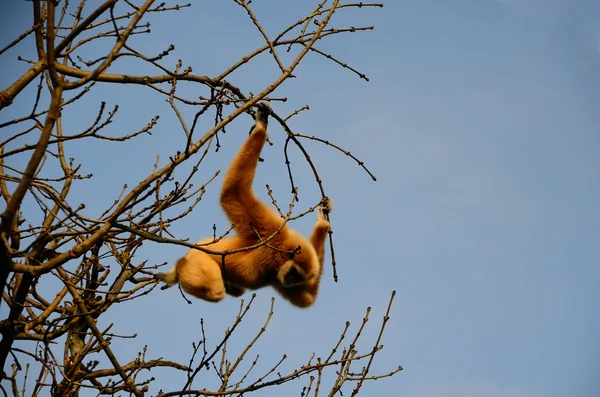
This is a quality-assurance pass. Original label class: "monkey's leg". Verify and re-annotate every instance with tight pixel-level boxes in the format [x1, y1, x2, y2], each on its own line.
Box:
[196, 237, 248, 298]
[176, 250, 227, 303]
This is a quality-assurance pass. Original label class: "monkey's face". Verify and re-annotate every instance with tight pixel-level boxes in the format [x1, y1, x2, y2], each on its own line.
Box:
[280, 260, 308, 287]
[278, 248, 319, 288]
[277, 230, 320, 288]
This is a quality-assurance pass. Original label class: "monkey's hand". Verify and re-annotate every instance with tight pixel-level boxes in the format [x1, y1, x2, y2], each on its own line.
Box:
[319, 197, 333, 215]
[316, 197, 332, 224]
[255, 102, 272, 130]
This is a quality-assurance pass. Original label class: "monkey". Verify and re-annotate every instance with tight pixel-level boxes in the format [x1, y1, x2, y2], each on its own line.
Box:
[158, 103, 331, 308]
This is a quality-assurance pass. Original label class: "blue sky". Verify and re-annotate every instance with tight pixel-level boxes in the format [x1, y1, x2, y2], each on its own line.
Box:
[1, 1, 599, 396]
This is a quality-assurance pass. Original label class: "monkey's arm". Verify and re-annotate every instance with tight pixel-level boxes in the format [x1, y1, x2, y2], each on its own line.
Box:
[221, 103, 272, 195]
[220, 104, 280, 237]
[310, 198, 332, 269]
[221, 116, 267, 199]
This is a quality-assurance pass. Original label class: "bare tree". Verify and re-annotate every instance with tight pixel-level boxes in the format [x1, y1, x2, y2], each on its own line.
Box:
[0, 1, 401, 396]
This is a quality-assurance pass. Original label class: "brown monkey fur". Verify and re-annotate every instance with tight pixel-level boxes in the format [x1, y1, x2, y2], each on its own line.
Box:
[158, 104, 331, 308]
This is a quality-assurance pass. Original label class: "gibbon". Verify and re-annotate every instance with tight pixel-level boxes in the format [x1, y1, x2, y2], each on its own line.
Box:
[158, 103, 331, 308]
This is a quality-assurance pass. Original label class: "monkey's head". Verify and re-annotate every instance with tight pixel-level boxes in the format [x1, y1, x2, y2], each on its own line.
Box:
[277, 230, 320, 288]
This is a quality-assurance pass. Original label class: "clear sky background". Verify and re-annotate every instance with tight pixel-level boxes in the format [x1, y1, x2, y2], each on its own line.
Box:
[1, 1, 599, 396]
